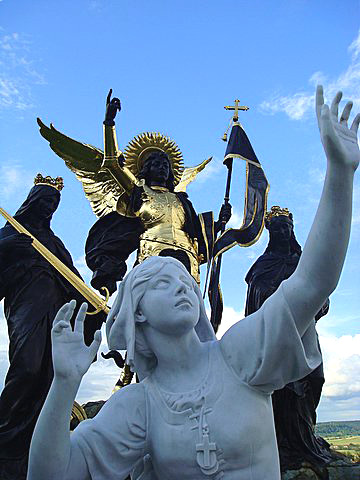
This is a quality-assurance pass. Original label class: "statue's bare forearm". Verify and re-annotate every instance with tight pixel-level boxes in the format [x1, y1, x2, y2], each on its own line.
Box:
[27, 301, 101, 479]
[283, 86, 359, 333]
[27, 378, 81, 480]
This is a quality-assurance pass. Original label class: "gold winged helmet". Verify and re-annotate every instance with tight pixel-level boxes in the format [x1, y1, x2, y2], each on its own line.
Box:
[37, 118, 212, 217]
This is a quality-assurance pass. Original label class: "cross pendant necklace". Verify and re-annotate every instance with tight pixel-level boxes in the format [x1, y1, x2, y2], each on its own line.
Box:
[195, 404, 219, 474]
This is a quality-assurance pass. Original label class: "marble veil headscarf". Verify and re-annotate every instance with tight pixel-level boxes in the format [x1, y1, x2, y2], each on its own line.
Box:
[106, 256, 216, 380]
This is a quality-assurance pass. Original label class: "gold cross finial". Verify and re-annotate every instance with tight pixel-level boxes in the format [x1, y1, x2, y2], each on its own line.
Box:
[224, 99, 249, 121]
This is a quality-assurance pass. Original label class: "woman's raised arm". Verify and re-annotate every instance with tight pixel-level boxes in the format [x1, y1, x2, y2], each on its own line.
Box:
[220, 87, 359, 391]
[282, 86, 359, 332]
[27, 301, 102, 480]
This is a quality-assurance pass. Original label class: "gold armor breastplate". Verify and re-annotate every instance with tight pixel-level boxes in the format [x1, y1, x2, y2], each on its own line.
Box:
[136, 184, 200, 283]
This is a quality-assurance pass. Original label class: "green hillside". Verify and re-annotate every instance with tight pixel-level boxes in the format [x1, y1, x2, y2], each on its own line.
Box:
[316, 420, 360, 437]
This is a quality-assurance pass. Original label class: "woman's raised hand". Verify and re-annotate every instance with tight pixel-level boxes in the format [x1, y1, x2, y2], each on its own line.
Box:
[51, 300, 102, 382]
[316, 85, 360, 172]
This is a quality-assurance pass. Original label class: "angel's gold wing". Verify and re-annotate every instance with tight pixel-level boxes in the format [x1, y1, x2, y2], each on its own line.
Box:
[174, 157, 213, 193]
[37, 118, 124, 217]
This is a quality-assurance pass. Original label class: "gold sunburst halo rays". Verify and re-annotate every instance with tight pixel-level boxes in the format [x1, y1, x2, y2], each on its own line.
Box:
[123, 132, 184, 185]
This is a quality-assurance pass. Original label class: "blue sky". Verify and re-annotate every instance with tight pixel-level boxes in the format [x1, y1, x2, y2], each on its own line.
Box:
[0, 0, 359, 422]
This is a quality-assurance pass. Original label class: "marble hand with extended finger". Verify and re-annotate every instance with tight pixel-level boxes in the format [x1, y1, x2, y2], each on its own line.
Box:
[316, 85, 360, 171]
[51, 300, 102, 382]
[28, 301, 102, 480]
[278, 87, 359, 337]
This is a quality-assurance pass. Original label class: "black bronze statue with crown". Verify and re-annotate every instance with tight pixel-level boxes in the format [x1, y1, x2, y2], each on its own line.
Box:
[0, 174, 104, 480]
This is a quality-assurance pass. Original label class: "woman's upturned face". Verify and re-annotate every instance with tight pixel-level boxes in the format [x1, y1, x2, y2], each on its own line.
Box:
[137, 261, 200, 336]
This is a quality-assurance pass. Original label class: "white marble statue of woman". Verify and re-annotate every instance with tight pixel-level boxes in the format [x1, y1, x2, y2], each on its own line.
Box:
[27, 87, 359, 480]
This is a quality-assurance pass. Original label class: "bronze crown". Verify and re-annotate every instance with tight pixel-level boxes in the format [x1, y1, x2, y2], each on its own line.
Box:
[265, 205, 291, 222]
[34, 173, 64, 191]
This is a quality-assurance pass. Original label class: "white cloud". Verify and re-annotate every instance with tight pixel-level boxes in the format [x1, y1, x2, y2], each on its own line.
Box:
[308, 166, 325, 185]
[76, 326, 122, 403]
[0, 303, 9, 390]
[349, 33, 360, 62]
[260, 30, 360, 120]
[260, 92, 314, 120]
[74, 255, 93, 285]
[190, 156, 223, 184]
[0, 30, 45, 111]
[0, 163, 33, 200]
[226, 207, 243, 229]
[0, 302, 7, 350]
[300, 159, 359, 232]
[318, 395, 360, 422]
[242, 231, 267, 261]
[319, 333, 360, 400]
[126, 251, 137, 271]
[215, 305, 244, 339]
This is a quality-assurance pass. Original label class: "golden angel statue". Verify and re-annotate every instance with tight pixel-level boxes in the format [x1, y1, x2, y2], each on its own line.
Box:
[38, 90, 231, 297]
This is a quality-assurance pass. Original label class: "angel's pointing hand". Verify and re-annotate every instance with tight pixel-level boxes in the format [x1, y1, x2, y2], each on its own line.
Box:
[104, 89, 121, 126]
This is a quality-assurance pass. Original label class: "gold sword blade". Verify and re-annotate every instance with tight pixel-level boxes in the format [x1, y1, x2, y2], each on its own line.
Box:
[0, 207, 110, 315]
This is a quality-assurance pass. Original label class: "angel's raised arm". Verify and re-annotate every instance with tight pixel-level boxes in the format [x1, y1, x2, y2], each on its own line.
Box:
[101, 90, 137, 201]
